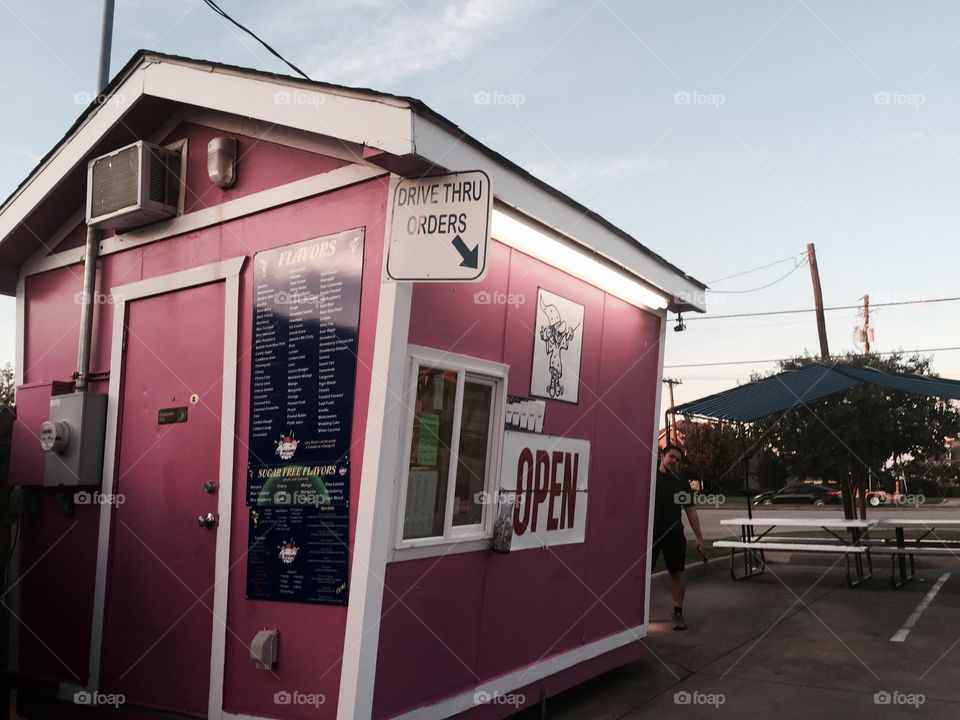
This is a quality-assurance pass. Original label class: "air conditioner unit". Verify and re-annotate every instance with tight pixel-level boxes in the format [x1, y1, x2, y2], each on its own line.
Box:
[86, 140, 181, 230]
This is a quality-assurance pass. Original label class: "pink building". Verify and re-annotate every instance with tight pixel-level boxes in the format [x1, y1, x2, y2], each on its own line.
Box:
[0, 52, 705, 719]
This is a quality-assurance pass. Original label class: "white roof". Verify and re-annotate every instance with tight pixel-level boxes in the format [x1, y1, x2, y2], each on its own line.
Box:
[0, 51, 706, 310]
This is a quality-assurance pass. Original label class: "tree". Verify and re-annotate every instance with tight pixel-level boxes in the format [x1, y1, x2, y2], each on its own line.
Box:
[752, 352, 960, 492]
[0, 364, 13, 411]
[681, 419, 786, 494]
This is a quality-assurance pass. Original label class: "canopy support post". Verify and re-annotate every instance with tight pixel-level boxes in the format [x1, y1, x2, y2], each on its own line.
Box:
[739, 422, 753, 526]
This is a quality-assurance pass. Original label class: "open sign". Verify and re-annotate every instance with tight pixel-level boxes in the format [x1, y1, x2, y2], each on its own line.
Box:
[499, 432, 590, 551]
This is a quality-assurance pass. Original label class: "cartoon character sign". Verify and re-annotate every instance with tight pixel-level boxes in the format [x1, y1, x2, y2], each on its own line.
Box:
[275, 433, 299, 460]
[278, 539, 299, 564]
[531, 289, 584, 403]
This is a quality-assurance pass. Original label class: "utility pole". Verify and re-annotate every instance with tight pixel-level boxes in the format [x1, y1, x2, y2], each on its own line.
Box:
[662, 378, 683, 444]
[97, 0, 116, 93]
[862, 294, 871, 354]
[806, 243, 830, 360]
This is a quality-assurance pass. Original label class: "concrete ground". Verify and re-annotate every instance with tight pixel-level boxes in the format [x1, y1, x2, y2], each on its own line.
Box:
[512, 554, 960, 719]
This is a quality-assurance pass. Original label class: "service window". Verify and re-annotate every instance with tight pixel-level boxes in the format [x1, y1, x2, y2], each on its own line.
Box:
[398, 347, 507, 548]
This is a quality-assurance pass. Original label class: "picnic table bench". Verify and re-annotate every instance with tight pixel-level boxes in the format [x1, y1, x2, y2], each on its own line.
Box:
[714, 517, 876, 587]
[714, 516, 960, 589]
[865, 518, 960, 588]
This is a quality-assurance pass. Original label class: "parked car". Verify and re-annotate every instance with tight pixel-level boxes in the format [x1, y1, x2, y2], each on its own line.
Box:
[752, 484, 842, 506]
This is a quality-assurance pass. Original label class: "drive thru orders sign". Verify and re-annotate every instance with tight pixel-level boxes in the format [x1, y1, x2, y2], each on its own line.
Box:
[386, 170, 491, 281]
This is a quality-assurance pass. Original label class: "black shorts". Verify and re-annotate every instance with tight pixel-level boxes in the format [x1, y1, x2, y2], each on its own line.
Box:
[651, 527, 686, 573]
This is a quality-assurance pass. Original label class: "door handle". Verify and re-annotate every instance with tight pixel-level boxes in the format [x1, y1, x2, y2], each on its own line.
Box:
[198, 512, 217, 529]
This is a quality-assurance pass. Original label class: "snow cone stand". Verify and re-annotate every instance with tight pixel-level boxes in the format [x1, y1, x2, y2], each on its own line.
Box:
[0, 51, 705, 719]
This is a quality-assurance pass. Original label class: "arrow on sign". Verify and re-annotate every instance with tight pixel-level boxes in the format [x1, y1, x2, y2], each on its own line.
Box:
[451, 234, 479, 269]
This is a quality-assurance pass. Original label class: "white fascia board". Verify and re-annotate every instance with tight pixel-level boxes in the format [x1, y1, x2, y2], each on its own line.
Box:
[411, 115, 706, 312]
[0, 69, 146, 247]
[141, 60, 414, 157]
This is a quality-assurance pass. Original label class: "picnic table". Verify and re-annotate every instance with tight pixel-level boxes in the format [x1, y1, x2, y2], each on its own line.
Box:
[868, 518, 960, 588]
[714, 516, 877, 587]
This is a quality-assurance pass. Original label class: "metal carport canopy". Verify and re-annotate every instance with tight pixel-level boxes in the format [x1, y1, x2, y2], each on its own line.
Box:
[673, 362, 960, 423]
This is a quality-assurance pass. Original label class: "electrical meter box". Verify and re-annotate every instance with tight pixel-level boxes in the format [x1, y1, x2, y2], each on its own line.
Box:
[42, 391, 107, 487]
[9, 381, 74, 486]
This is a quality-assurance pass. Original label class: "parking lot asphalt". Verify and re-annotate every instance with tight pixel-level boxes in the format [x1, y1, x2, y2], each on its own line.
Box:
[512, 554, 960, 719]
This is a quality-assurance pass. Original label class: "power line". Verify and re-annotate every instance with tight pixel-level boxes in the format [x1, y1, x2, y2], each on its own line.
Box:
[707, 258, 806, 294]
[686, 296, 960, 321]
[664, 346, 960, 369]
[708, 255, 801, 284]
[201, 0, 311, 80]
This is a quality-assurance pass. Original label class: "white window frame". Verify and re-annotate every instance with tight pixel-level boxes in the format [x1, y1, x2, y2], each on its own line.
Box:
[392, 345, 508, 561]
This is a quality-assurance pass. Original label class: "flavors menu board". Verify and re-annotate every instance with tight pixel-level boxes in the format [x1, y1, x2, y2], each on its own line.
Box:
[246, 506, 349, 605]
[246, 229, 364, 605]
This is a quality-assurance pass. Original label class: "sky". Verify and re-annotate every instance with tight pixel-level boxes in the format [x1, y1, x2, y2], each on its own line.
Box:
[2, 0, 960, 416]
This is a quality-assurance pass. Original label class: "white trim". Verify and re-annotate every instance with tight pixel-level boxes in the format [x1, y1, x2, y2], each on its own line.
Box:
[411, 117, 706, 311]
[389, 538, 491, 563]
[337, 174, 413, 720]
[392, 346, 508, 558]
[180, 108, 375, 167]
[208, 264, 242, 720]
[389, 622, 647, 720]
[643, 311, 668, 633]
[163, 137, 189, 217]
[14, 277, 24, 386]
[142, 60, 413, 157]
[86, 289, 127, 693]
[22, 165, 386, 277]
[86, 256, 245, 720]
[110, 257, 245, 301]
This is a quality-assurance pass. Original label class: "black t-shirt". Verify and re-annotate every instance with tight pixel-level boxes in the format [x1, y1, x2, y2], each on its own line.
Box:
[654, 468, 693, 534]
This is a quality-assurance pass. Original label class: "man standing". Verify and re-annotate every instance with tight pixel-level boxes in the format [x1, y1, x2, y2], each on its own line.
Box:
[650, 445, 705, 630]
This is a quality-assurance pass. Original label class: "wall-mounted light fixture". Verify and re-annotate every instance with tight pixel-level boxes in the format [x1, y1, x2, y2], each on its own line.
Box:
[207, 137, 238, 188]
[491, 209, 669, 311]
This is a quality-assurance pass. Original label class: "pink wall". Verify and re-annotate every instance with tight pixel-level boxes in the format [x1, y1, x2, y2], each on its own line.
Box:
[14, 112, 663, 719]
[372, 241, 662, 718]
[14, 120, 388, 719]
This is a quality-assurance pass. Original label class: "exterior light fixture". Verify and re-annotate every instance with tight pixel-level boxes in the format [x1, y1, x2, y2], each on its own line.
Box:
[490, 210, 669, 311]
[207, 137, 238, 188]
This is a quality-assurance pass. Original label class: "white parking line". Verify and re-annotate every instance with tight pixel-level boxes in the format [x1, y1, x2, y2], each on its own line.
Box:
[891, 573, 951, 643]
